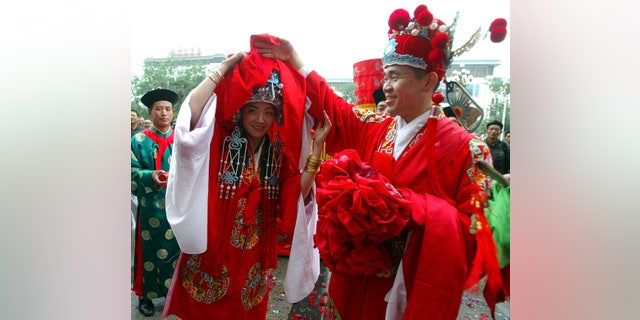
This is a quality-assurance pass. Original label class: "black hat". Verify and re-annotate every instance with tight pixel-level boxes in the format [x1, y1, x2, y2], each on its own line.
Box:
[373, 87, 385, 105]
[141, 87, 179, 108]
[442, 106, 457, 119]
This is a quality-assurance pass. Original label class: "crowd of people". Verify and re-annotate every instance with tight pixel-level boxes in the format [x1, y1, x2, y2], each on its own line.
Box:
[131, 110, 153, 135]
[131, 4, 509, 320]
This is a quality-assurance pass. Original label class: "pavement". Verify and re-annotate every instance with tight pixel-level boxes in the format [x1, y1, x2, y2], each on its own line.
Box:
[130, 256, 330, 320]
[131, 221, 509, 320]
[130, 217, 327, 320]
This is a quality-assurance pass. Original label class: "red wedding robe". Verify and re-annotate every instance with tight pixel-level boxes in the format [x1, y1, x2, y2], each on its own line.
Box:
[305, 71, 499, 320]
[163, 41, 310, 320]
[164, 145, 299, 320]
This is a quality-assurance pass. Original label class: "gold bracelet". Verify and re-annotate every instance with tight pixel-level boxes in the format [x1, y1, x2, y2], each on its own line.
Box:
[304, 154, 322, 173]
[304, 164, 320, 173]
[207, 74, 219, 85]
[207, 68, 224, 86]
[307, 154, 321, 166]
[212, 69, 223, 82]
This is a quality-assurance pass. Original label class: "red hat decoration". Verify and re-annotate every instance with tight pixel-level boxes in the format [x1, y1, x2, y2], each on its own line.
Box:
[431, 91, 445, 106]
[383, 5, 455, 80]
[489, 18, 508, 43]
[383, 4, 509, 80]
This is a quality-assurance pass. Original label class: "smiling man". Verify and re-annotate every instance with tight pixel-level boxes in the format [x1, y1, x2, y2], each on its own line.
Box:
[254, 4, 506, 318]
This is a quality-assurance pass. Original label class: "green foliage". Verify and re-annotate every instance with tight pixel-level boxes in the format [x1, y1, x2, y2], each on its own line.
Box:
[331, 82, 356, 104]
[477, 77, 510, 137]
[131, 57, 209, 120]
[487, 77, 510, 96]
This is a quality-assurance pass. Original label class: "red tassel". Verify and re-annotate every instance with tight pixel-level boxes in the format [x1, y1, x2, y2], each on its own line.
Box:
[424, 99, 505, 313]
[463, 188, 505, 314]
[263, 192, 278, 270]
[425, 115, 455, 207]
[425, 98, 454, 207]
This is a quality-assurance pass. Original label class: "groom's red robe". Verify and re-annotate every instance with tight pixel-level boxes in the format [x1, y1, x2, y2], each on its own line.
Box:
[306, 71, 502, 320]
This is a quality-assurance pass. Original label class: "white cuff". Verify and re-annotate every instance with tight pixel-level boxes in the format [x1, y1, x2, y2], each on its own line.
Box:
[298, 65, 313, 77]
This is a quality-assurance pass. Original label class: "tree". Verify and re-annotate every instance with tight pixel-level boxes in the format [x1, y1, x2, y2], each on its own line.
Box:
[477, 77, 510, 137]
[131, 56, 209, 120]
[331, 82, 356, 104]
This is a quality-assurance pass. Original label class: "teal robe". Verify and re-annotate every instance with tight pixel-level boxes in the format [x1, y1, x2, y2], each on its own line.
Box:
[131, 127, 180, 299]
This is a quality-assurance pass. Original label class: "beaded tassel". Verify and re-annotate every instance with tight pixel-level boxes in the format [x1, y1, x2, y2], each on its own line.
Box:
[265, 132, 283, 200]
[218, 126, 247, 200]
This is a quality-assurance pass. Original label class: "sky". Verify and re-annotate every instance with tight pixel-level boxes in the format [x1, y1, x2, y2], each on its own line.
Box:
[131, 0, 510, 79]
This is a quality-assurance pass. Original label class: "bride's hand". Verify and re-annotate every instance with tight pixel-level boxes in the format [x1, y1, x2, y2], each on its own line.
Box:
[253, 37, 295, 61]
[219, 51, 248, 75]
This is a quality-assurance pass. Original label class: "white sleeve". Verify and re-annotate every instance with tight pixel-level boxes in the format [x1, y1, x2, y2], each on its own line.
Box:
[165, 91, 217, 254]
[297, 65, 313, 78]
[385, 233, 411, 319]
[284, 96, 321, 303]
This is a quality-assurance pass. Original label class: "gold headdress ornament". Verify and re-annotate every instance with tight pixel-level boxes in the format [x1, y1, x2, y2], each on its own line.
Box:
[443, 18, 484, 133]
[447, 17, 508, 133]
[452, 26, 482, 58]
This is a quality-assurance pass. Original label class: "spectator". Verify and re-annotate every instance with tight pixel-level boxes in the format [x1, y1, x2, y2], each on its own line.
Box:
[131, 109, 144, 136]
[505, 130, 510, 145]
[131, 109, 144, 234]
[485, 120, 510, 174]
[373, 87, 388, 116]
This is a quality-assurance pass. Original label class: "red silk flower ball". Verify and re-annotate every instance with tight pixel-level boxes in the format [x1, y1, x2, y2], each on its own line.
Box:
[314, 149, 411, 276]
[388, 9, 411, 31]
